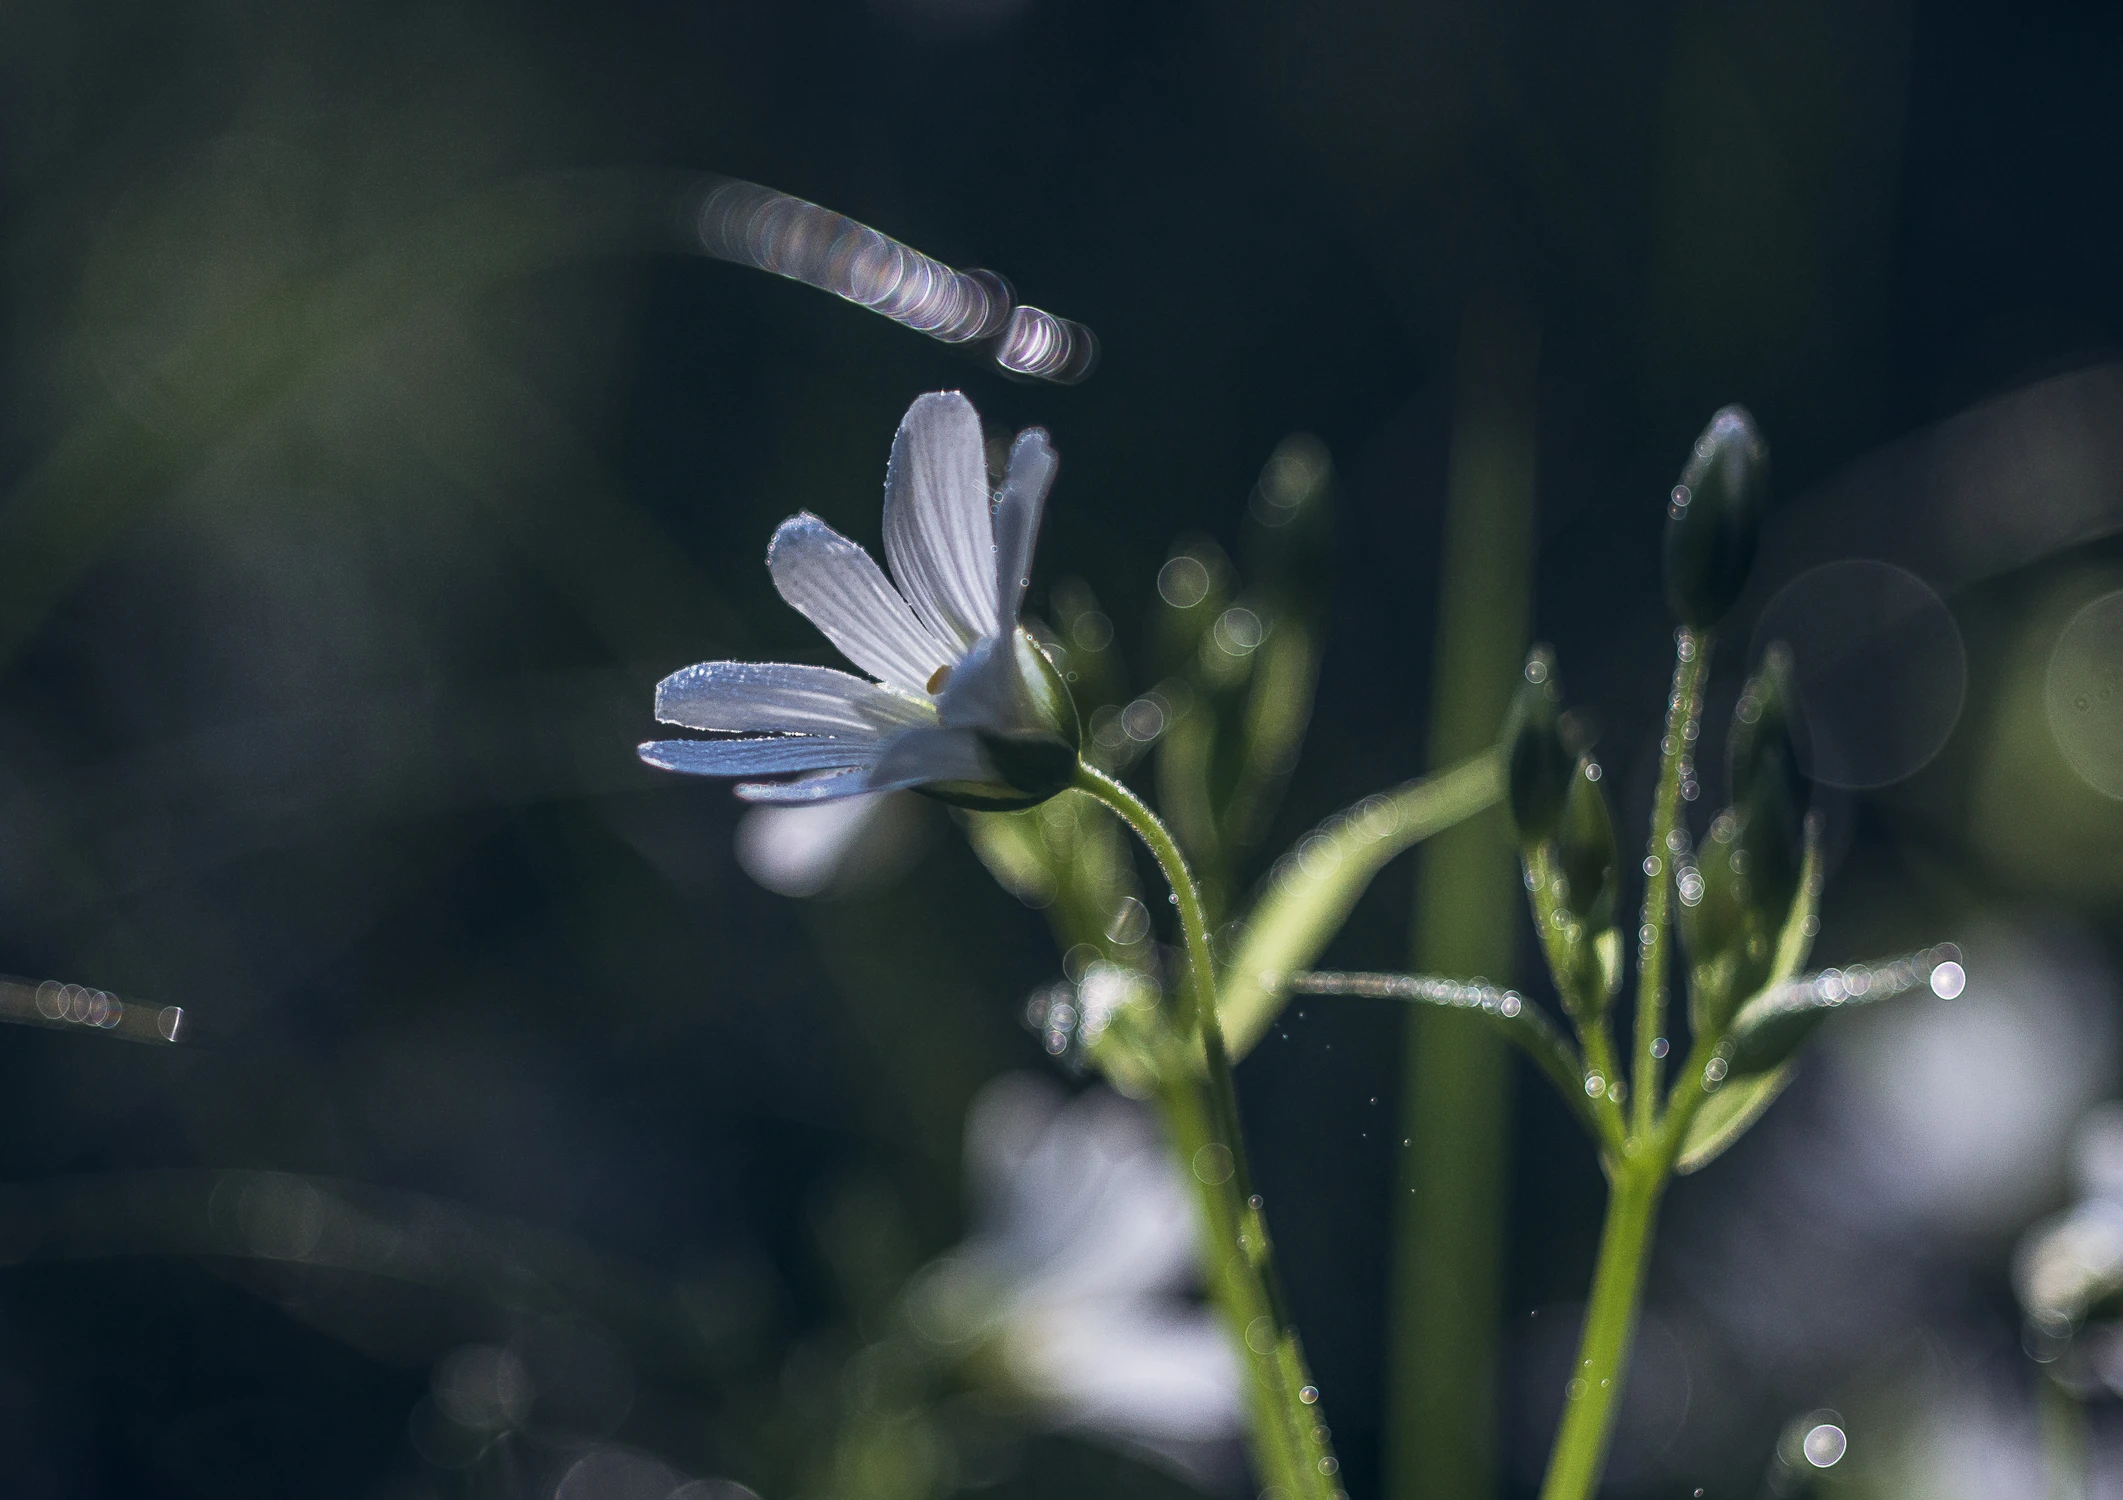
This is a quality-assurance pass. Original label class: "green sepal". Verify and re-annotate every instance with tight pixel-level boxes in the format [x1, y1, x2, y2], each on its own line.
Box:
[1663, 405, 1769, 629]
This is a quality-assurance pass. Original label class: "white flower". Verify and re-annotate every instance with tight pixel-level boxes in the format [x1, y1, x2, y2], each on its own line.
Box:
[640, 392, 1079, 809]
[909, 1074, 1243, 1470]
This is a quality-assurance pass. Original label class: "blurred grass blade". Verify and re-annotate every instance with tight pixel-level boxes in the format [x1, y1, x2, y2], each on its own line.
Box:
[1218, 748, 1501, 1058]
[1396, 302, 1537, 1500]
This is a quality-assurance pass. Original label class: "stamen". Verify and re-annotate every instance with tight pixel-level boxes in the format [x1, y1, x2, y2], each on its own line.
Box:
[927, 664, 953, 694]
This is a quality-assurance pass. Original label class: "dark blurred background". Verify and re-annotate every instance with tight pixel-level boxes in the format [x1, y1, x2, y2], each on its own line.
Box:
[2, 1, 2122, 1496]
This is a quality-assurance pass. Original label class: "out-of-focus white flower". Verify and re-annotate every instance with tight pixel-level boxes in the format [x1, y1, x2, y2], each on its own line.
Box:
[1829, 920, 2115, 1236]
[908, 1073, 1241, 1470]
[640, 392, 1078, 810]
[733, 790, 929, 898]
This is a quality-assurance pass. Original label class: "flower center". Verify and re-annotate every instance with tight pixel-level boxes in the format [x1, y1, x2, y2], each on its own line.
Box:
[927, 664, 953, 695]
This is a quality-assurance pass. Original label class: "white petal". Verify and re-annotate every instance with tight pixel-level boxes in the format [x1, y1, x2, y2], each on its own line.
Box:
[734, 767, 872, 804]
[934, 632, 1028, 734]
[1005, 1302, 1243, 1441]
[637, 736, 878, 778]
[864, 724, 995, 791]
[735, 794, 891, 895]
[965, 1073, 1070, 1212]
[654, 660, 933, 736]
[993, 427, 1056, 624]
[883, 392, 1001, 648]
[768, 515, 958, 694]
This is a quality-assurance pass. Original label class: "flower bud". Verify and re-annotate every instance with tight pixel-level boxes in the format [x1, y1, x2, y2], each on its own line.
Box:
[1503, 647, 1572, 849]
[1556, 756, 1619, 930]
[1728, 644, 1808, 838]
[1680, 657, 1812, 1033]
[1664, 405, 1769, 629]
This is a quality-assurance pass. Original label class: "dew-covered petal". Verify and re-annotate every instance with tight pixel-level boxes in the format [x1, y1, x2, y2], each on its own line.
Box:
[637, 735, 878, 779]
[864, 725, 995, 791]
[768, 514, 958, 694]
[993, 427, 1056, 625]
[883, 392, 1001, 649]
[653, 659, 932, 737]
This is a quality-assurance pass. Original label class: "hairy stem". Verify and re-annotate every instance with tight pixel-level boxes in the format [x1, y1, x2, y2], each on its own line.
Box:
[1631, 629, 1709, 1142]
[1075, 762, 1341, 1500]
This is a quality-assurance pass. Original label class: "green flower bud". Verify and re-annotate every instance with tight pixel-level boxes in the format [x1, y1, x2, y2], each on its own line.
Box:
[1556, 756, 1619, 930]
[1680, 675, 1810, 1036]
[1503, 646, 1572, 848]
[1728, 644, 1808, 839]
[1664, 405, 1769, 629]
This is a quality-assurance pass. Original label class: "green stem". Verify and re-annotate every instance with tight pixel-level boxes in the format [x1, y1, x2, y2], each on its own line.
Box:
[1630, 629, 1710, 1142]
[1074, 762, 1341, 1500]
[1536, 1160, 1666, 1500]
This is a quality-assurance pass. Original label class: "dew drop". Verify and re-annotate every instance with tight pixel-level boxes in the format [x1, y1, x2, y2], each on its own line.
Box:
[1192, 1143, 1235, 1184]
[1298, 1385, 1319, 1405]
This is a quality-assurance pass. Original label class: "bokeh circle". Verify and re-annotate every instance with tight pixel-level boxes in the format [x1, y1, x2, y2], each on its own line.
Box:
[2045, 589, 2123, 798]
[1750, 560, 1967, 790]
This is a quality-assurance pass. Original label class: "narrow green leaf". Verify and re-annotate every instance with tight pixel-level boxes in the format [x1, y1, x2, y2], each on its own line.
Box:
[1218, 750, 1503, 1058]
[1675, 1066, 1794, 1174]
[1674, 830, 1823, 1173]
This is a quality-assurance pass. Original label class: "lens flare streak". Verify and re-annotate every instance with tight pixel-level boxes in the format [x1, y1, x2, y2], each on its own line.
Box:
[0, 975, 183, 1044]
[690, 176, 1096, 383]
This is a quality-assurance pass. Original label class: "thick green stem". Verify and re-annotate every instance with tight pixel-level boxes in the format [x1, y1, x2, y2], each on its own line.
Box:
[1075, 762, 1342, 1500]
[1537, 1161, 1666, 1500]
[1631, 630, 1710, 1141]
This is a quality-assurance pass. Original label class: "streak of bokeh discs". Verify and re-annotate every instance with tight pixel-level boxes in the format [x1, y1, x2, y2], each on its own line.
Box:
[1750, 559, 1967, 789]
[689, 176, 1095, 383]
[2044, 589, 2123, 797]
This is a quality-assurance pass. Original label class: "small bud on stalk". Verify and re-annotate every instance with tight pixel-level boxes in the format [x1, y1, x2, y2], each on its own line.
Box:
[1504, 647, 1572, 849]
[1681, 650, 1814, 1033]
[1557, 758, 1619, 931]
[1664, 405, 1769, 629]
